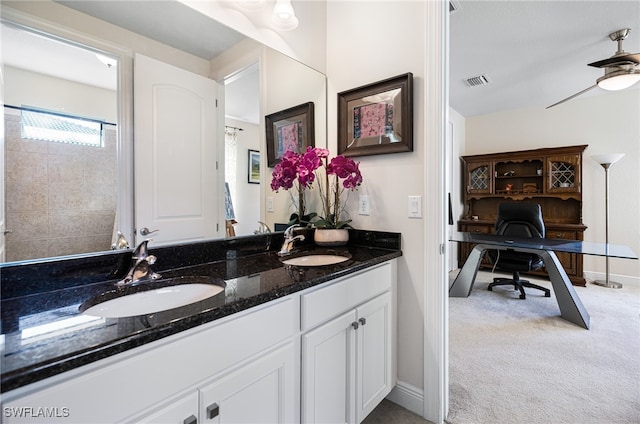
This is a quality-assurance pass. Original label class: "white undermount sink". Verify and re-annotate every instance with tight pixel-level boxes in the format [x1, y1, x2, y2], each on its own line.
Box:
[82, 280, 225, 318]
[282, 254, 350, 267]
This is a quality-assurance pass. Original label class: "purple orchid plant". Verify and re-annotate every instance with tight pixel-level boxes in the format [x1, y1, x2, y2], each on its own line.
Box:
[314, 149, 363, 229]
[270, 149, 322, 226]
[270, 147, 363, 229]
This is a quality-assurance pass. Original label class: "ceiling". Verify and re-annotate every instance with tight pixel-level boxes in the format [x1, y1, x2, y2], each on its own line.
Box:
[3, 1, 640, 119]
[55, 0, 246, 59]
[2, 1, 258, 123]
[450, 0, 640, 117]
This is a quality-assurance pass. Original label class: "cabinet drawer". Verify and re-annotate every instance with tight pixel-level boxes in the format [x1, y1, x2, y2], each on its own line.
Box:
[301, 263, 391, 331]
[546, 230, 577, 240]
[465, 225, 491, 233]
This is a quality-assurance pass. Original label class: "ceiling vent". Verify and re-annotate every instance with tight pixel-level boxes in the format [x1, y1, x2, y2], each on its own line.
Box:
[465, 74, 491, 87]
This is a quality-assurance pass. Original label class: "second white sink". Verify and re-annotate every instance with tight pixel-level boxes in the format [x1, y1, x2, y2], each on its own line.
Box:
[282, 254, 350, 267]
[82, 281, 225, 318]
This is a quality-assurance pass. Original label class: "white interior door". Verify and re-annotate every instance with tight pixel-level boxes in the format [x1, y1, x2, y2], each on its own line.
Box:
[134, 54, 220, 246]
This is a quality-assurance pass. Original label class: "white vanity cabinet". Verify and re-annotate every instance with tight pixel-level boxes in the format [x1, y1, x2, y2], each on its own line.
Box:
[2, 297, 298, 424]
[131, 341, 296, 424]
[196, 341, 296, 424]
[301, 262, 397, 424]
[2, 259, 397, 424]
[133, 391, 199, 424]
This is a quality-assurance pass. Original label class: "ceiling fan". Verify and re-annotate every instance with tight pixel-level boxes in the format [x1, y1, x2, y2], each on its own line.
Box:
[547, 28, 640, 109]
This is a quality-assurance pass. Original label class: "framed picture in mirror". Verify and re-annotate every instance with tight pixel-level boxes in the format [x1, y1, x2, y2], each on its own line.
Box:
[265, 102, 315, 167]
[248, 149, 260, 184]
[338, 73, 413, 157]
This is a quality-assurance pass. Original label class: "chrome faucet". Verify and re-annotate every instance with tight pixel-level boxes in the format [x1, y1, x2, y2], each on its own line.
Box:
[278, 224, 305, 256]
[111, 231, 130, 250]
[254, 221, 272, 234]
[117, 239, 162, 286]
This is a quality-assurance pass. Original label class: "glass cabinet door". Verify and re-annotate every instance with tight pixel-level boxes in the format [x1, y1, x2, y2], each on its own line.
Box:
[466, 161, 492, 194]
[546, 154, 581, 193]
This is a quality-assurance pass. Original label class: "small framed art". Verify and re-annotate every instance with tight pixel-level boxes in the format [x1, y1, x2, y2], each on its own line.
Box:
[248, 149, 260, 184]
[265, 102, 315, 167]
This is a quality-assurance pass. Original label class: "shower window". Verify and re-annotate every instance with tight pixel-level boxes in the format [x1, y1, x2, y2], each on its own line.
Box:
[21, 108, 104, 147]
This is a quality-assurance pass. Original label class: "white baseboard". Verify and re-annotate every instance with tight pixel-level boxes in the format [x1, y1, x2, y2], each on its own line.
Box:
[386, 381, 424, 417]
[583, 271, 640, 288]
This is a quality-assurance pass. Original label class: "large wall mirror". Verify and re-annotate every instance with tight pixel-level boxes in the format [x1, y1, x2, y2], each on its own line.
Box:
[1, 1, 327, 264]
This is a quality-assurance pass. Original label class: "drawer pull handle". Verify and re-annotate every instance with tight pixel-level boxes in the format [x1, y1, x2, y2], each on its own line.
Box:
[351, 321, 359, 330]
[359, 318, 367, 326]
[556, 233, 565, 238]
[183, 415, 197, 424]
[207, 403, 219, 419]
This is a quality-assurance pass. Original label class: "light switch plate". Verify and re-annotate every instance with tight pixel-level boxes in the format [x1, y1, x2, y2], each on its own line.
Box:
[358, 195, 370, 215]
[267, 197, 274, 213]
[408, 195, 422, 218]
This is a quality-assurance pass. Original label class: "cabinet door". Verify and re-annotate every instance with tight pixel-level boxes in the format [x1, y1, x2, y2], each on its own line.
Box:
[132, 392, 199, 424]
[356, 292, 393, 423]
[546, 154, 581, 193]
[465, 161, 492, 194]
[302, 310, 357, 424]
[199, 342, 296, 424]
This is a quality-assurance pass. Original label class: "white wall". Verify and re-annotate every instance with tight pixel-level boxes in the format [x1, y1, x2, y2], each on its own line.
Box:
[327, 0, 426, 393]
[448, 108, 466, 270]
[4, 66, 117, 122]
[464, 89, 640, 283]
[327, 2, 448, 421]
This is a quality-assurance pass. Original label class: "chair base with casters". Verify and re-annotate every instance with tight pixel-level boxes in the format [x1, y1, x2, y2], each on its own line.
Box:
[488, 271, 551, 299]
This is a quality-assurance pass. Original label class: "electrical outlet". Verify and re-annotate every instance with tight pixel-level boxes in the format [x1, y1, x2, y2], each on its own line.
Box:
[358, 195, 370, 215]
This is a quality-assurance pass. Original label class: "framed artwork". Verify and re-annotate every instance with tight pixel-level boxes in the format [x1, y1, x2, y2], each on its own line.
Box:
[265, 102, 315, 167]
[338, 73, 413, 157]
[224, 182, 235, 220]
[248, 149, 260, 184]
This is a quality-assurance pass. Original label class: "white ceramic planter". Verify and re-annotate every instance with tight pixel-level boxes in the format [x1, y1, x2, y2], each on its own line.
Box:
[313, 228, 349, 246]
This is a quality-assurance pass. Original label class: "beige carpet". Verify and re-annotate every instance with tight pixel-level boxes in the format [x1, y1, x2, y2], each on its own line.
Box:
[447, 271, 640, 424]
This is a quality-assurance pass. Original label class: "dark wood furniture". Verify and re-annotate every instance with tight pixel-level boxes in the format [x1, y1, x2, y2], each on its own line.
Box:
[458, 145, 587, 286]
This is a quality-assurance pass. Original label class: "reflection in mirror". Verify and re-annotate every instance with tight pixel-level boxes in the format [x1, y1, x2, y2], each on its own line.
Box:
[1, 1, 327, 264]
[2, 23, 118, 263]
[224, 63, 260, 237]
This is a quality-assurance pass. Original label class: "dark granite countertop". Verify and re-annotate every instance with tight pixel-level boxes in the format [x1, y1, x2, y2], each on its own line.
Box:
[0, 230, 401, 393]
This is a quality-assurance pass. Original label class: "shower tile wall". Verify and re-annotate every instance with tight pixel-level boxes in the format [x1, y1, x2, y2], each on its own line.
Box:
[4, 109, 117, 262]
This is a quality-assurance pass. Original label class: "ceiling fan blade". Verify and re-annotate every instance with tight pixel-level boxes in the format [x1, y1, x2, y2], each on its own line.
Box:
[588, 53, 640, 68]
[546, 84, 598, 109]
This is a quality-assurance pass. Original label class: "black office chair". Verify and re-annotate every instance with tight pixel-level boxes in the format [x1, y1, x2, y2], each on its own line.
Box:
[487, 203, 551, 299]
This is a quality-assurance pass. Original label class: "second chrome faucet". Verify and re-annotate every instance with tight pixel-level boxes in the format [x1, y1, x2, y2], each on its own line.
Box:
[278, 225, 306, 256]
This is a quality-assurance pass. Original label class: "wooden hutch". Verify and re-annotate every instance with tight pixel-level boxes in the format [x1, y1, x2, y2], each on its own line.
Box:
[458, 145, 587, 286]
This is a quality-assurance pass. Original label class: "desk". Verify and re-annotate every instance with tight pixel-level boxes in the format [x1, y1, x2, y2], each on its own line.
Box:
[449, 232, 638, 329]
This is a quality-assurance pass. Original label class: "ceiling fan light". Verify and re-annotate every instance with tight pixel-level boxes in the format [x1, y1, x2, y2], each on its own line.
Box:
[596, 70, 640, 91]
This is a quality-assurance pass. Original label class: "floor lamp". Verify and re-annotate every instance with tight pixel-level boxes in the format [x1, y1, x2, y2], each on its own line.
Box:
[591, 153, 625, 289]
